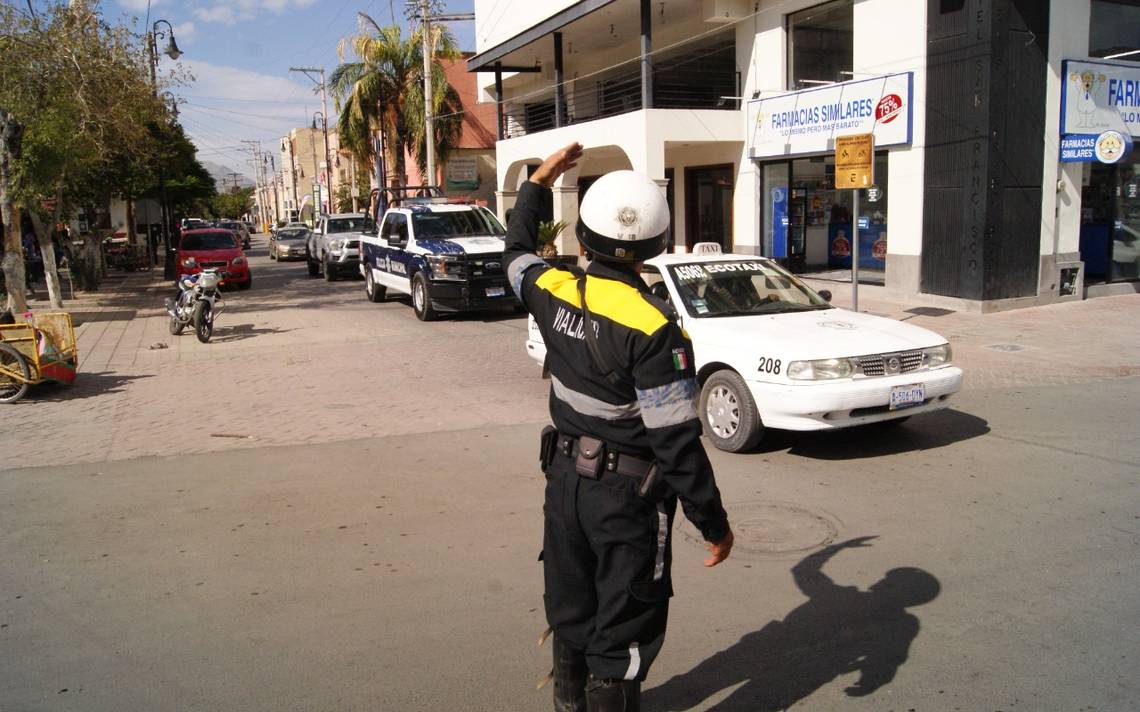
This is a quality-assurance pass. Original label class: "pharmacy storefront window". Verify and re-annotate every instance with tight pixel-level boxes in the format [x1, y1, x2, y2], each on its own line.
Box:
[1061, 58, 1138, 283]
[787, 0, 853, 90]
[748, 72, 912, 276]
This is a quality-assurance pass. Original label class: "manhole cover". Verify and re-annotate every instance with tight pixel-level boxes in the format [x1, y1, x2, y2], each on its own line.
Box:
[676, 500, 840, 560]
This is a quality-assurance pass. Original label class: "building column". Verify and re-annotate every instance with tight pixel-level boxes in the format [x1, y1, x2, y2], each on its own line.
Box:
[551, 185, 580, 256]
[495, 190, 518, 223]
[640, 0, 653, 110]
[494, 64, 505, 140]
[554, 33, 566, 128]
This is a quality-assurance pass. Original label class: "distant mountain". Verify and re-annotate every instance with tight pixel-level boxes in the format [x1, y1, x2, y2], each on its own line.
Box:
[201, 160, 254, 192]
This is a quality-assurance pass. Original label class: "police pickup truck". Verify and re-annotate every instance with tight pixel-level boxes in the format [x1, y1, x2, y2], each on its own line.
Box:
[358, 196, 513, 321]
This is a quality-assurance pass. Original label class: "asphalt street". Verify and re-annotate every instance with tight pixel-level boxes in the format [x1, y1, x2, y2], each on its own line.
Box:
[1, 235, 1138, 711]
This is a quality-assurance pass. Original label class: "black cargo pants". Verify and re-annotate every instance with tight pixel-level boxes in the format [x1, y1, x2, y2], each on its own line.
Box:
[542, 455, 676, 682]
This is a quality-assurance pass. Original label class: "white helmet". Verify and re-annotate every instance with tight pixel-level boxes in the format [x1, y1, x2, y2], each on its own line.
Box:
[576, 170, 670, 263]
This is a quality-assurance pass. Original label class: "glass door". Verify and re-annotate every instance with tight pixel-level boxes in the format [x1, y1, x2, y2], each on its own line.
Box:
[685, 164, 734, 251]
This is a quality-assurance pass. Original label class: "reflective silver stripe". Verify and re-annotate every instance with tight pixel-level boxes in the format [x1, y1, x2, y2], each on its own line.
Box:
[636, 378, 699, 429]
[507, 253, 546, 297]
[623, 642, 641, 681]
[551, 375, 641, 420]
[653, 503, 668, 581]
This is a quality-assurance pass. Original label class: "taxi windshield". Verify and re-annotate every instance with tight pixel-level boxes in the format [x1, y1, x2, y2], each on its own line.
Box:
[666, 260, 831, 317]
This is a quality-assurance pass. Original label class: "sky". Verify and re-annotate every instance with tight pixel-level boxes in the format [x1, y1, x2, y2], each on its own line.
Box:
[108, 0, 478, 179]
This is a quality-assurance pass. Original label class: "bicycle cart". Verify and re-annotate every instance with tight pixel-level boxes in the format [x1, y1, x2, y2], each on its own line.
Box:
[0, 313, 79, 404]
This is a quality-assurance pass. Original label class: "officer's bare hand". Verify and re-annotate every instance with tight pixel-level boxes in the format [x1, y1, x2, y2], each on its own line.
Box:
[530, 142, 584, 188]
[704, 527, 734, 567]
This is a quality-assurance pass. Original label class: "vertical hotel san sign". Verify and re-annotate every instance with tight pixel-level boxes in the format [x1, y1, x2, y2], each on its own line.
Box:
[747, 72, 913, 159]
[1060, 59, 1137, 164]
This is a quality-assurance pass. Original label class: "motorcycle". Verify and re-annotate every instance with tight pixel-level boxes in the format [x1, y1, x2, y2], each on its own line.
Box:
[165, 269, 224, 343]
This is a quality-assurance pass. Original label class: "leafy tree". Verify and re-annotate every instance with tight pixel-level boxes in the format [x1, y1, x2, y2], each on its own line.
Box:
[331, 15, 463, 188]
[208, 187, 253, 219]
[0, 1, 166, 308]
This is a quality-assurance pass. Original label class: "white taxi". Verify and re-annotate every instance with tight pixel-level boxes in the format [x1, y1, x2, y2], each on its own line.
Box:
[525, 246, 964, 452]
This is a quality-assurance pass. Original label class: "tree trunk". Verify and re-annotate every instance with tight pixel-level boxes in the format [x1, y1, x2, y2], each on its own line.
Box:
[0, 110, 27, 313]
[29, 210, 63, 309]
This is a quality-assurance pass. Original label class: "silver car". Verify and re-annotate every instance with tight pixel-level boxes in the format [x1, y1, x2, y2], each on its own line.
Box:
[269, 226, 310, 262]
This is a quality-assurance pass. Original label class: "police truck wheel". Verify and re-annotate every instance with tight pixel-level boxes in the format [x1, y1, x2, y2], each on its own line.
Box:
[699, 370, 764, 452]
[307, 256, 319, 277]
[324, 256, 337, 282]
[365, 269, 386, 303]
[411, 272, 437, 321]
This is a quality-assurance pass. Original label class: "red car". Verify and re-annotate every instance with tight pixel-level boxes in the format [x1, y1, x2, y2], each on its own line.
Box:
[175, 228, 252, 290]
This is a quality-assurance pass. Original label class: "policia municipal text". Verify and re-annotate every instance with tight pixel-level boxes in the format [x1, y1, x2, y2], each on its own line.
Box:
[503, 143, 734, 712]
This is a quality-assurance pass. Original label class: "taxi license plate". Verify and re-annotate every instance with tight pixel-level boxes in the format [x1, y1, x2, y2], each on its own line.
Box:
[486, 286, 506, 297]
[889, 384, 925, 410]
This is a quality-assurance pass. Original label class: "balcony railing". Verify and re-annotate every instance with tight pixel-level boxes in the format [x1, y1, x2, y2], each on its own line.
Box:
[501, 36, 738, 139]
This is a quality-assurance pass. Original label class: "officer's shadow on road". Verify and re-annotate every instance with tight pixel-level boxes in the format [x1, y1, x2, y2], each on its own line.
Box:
[644, 537, 940, 712]
[209, 324, 294, 343]
[752, 408, 990, 460]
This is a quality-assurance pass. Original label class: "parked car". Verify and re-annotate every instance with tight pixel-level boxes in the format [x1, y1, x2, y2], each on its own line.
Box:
[175, 229, 252, 290]
[524, 245, 963, 452]
[269, 226, 310, 261]
[180, 218, 208, 232]
[215, 219, 251, 250]
[358, 201, 513, 320]
[307, 213, 367, 281]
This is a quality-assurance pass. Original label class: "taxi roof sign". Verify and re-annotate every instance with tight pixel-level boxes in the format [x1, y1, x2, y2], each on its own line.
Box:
[835, 133, 874, 189]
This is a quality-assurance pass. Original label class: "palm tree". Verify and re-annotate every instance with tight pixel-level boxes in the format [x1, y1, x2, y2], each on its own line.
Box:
[331, 13, 463, 188]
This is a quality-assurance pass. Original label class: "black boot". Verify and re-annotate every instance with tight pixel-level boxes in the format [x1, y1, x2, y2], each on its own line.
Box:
[585, 675, 639, 712]
[552, 636, 587, 712]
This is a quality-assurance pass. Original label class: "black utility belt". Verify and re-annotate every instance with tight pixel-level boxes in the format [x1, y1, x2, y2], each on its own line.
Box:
[539, 426, 662, 499]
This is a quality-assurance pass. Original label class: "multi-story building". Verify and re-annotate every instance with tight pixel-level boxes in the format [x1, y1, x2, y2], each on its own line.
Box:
[404, 54, 500, 208]
[278, 126, 341, 223]
[470, 0, 1139, 311]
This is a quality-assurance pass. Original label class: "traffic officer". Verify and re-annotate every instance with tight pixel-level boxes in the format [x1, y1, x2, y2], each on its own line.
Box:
[504, 143, 734, 712]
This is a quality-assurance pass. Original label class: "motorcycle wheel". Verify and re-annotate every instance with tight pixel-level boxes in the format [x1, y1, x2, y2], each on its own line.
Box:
[168, 315, 185, 335]
[193, 301, 213, 343]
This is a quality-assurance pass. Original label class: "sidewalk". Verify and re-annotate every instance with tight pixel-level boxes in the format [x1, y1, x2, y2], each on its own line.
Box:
[802, 277, 1140, 390]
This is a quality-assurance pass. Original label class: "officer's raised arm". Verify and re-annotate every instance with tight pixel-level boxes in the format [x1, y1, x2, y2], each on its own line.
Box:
[503, 143, 583, 305]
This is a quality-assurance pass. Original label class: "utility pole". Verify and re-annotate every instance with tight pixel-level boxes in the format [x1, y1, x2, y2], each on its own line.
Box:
[291, 67, 333, 212]
[225, 172, 242, 193]
[407, 2, 473, 188]
[241, 140, 266, 228]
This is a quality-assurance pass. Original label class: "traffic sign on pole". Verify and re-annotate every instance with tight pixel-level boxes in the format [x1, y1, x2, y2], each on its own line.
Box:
[835, 133, 875, 189]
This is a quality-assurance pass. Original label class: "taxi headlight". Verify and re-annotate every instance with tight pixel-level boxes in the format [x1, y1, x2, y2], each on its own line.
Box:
[231, 256, 246, 266]
[786, 357, 856, 381]
[427, 255, 465, 281]
[181, 256, 197, 268]
[329, 239, 346, 251]
[922, 343, 952, 367]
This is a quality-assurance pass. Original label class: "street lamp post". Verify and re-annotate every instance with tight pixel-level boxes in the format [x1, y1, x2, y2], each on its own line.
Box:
[147, 19, 182, 279]
[312, 112, 332, 214]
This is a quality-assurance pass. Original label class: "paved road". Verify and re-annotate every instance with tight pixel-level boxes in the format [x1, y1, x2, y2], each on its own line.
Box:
[2, 235, 1138, 711]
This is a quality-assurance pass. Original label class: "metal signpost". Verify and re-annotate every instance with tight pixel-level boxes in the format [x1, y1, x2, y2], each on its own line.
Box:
[835, 133, 874, 311]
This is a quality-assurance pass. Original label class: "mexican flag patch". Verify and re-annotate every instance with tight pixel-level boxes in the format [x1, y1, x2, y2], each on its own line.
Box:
[671, 347, 689, 370]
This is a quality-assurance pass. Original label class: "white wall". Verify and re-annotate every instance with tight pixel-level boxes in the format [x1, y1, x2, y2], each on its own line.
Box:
[853, 0, 926, 262]
[1047, 0, 1092, 261]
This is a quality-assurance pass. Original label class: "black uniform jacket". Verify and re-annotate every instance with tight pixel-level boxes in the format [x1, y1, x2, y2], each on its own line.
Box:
[504, 181, 729, 544]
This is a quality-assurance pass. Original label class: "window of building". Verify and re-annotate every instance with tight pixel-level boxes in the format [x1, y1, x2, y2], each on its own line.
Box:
[1090, 0, 1140, 60]
[787, 0, 854, 90]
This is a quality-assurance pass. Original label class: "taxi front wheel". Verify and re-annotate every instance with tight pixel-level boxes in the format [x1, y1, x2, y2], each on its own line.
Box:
[699, 370, 764, 453]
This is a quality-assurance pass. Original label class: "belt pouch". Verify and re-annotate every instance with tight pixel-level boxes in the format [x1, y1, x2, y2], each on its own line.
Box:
[539, 425, 558, 468]
[574, 436, 604, 480]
